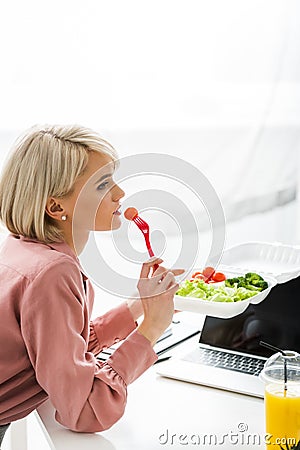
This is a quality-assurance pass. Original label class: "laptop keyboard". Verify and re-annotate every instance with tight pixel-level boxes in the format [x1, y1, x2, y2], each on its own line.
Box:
[183, 347, 265, 376]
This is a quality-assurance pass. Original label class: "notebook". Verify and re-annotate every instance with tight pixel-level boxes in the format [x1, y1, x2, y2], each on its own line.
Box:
[156, 275, 300, 398]
[96, 319, 200, 362]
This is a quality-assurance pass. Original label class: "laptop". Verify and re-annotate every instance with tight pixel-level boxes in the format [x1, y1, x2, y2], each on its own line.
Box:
[156, 275, 300, 398]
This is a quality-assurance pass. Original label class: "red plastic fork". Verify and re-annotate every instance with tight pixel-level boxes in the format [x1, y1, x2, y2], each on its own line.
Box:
[132, 214, 155, 258]
[124, 207, 159, 270]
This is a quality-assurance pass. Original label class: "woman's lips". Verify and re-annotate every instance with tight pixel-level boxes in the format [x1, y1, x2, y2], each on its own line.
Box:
[113, 206, 121, 215]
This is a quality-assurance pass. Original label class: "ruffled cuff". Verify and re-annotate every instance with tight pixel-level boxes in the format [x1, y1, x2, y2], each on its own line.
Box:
[107, 329, 158, 385]
[88, 322, 101, 354]
[88, 302, 137, 353]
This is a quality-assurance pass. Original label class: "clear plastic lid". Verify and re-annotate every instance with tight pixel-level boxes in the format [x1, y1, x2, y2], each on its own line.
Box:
[221, 242, 300, 284]
[260, 351, 300, 384]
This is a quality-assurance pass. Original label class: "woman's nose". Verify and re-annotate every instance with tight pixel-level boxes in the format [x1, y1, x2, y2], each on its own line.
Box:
[113, 183, 125, 201]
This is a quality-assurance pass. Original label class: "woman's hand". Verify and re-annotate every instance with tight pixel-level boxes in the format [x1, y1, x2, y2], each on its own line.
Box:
[136, 257, 184, 346]
[126, 293, 144, 322]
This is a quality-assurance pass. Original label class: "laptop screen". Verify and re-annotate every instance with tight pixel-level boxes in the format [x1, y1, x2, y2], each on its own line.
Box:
[199, 275, 300, 358]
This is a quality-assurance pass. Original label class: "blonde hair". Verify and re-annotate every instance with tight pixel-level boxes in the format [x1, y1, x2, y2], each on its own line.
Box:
[0, 124, 118, 243]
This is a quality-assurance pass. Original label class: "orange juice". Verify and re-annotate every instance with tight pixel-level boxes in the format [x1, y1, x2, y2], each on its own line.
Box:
[265, 383, 300, 447]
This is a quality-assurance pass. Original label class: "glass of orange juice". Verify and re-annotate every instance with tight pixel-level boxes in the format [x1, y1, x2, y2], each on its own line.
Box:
[260, 351, 300, 448]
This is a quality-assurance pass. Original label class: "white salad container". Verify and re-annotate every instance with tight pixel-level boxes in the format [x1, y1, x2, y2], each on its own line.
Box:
[174, 241, 300, 319]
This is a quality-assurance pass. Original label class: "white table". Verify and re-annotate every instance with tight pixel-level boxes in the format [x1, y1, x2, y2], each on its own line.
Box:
[36, 332, 266, 450]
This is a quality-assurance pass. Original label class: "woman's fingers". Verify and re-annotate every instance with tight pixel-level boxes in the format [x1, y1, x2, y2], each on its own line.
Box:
[152, 266, 185, 284]
[171, 268, 185, 276]
[152, 266, 184, 276]
[161, 271, 175, 285]
[141, 257, 185, 280]
[152, 265, 166, 276]
[139, 257, 164, 279]
[159, 272, 178, 291]
[138, 259, 184, 300]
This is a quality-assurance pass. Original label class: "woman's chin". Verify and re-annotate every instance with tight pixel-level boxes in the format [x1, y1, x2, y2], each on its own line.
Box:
[93, 216, 122, 231]
[111, 215, 122, 229]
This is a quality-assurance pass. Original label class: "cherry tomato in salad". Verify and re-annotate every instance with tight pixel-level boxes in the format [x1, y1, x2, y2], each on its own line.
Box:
[191, 271, 202, 278]
[202, 266, 215, 281]
[212, 272, 226, 282]
[194, 274, 206, 280]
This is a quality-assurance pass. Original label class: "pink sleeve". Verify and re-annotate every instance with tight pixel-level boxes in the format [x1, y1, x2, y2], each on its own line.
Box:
[88, 303, 137, 355]
[20, 258, 157, 432]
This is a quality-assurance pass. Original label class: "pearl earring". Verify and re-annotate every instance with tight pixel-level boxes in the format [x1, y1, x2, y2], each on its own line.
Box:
[61, 215, 67, 221]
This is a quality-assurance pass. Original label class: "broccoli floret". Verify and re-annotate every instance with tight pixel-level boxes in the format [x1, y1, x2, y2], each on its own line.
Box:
[256, 280, 268, 291]
[225, 273, 268, 292]
[245, 272, 264, 281]
[225, 278, 240, 287]
[243, 284, 261, 291]
[237, 280, 249, 289]
[243, 273, 268, 291]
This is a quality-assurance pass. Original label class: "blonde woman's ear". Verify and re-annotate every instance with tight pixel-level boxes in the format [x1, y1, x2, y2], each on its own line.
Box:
[45, 197, 65, 220]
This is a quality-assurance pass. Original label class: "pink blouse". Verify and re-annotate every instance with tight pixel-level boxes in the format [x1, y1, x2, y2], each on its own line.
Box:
[0, 234, 157, 432]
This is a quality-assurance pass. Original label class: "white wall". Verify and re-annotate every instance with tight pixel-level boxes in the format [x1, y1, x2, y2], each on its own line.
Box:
[1, 0, 300, 129]
[0, 0, 300, 244]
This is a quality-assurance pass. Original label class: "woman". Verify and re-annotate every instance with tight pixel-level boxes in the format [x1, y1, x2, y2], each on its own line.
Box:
[0, 125, 182, 443]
